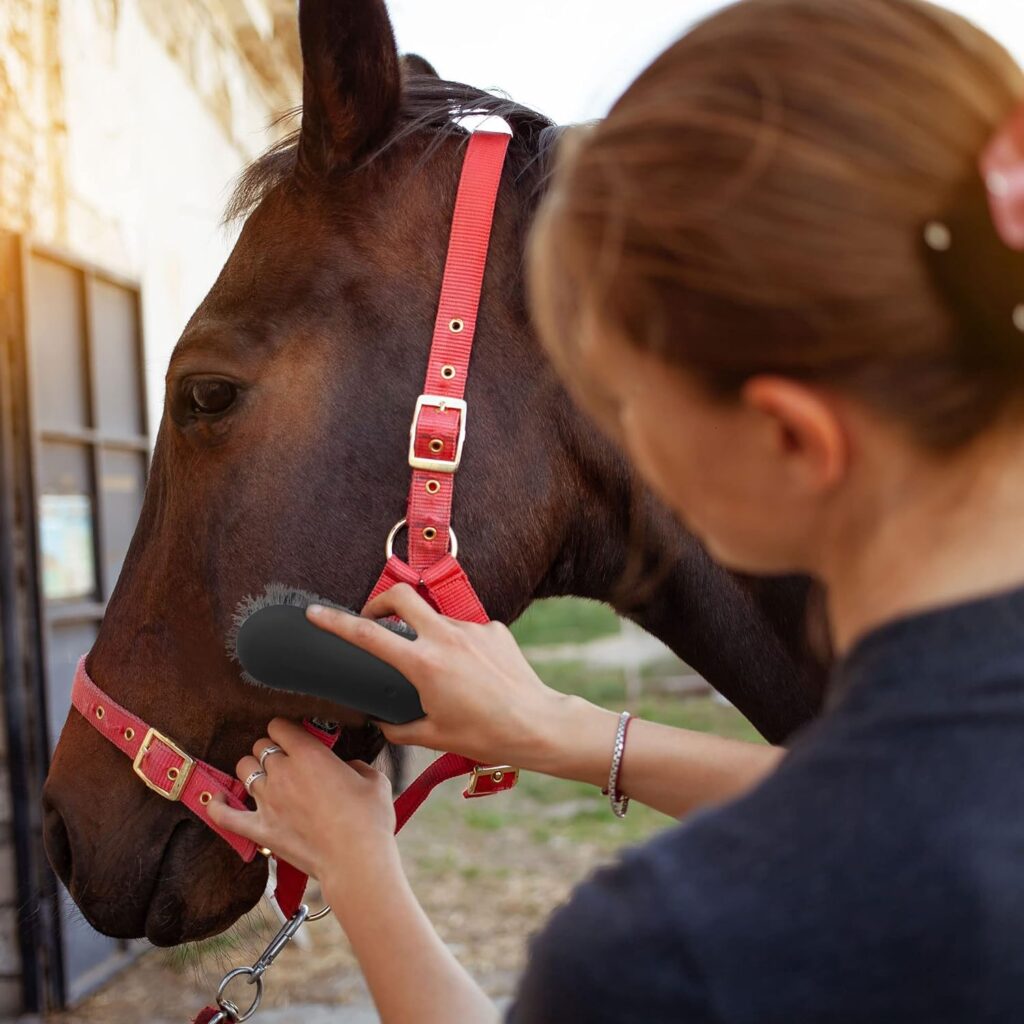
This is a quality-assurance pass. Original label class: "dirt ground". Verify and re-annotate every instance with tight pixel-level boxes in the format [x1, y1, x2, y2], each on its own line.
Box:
[50, 752, 623, 1024]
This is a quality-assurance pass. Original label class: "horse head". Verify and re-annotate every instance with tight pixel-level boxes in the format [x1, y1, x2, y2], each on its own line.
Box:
[41, 0, 591, 946]
[42, 0, 826, 947]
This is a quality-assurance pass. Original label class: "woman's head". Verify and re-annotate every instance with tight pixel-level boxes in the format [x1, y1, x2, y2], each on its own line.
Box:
[530, 0, 1024, 574]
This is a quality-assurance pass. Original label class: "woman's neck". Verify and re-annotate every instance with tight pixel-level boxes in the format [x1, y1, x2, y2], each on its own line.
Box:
[821, 427, 1024, 655]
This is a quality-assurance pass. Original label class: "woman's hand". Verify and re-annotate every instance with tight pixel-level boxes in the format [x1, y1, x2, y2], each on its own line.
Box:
[207, 717, 398, 894]
[305, 584, 573, 770]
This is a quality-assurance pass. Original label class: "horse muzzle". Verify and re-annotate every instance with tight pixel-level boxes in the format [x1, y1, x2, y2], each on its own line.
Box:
[41, 705, 269, 944]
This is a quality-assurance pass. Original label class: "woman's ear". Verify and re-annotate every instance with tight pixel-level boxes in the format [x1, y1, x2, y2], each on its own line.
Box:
[296, 0, 402, 177]
[741, 376, 849, 492]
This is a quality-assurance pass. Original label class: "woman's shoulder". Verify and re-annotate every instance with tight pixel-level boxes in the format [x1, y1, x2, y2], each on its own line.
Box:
[509, 737, 1024, 1022]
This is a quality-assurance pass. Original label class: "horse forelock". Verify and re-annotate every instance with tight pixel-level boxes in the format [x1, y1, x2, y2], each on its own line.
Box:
[223, 76, 561, 227]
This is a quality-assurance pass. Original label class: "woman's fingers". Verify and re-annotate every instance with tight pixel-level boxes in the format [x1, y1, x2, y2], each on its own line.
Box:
[347, 759, 386, 784]
[236, 754, 264, 786]
[267, 716, 325, 752]
[359, 583, 440, 633]
[305, 600, 426, 671]
[207, 795, 261, 840]
[378, 720, 436, 748]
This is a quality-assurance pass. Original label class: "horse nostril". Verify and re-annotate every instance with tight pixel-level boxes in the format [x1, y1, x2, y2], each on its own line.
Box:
[42, 798, 73, 885]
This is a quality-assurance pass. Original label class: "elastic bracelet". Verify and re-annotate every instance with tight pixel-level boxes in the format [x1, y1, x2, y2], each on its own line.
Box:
[602, 710, 633, 818]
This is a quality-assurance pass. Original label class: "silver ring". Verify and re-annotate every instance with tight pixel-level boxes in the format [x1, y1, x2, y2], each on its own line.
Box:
[243, 769, 267, 795]
[385, 517, 458, 559]
[258, 745, 284, 769]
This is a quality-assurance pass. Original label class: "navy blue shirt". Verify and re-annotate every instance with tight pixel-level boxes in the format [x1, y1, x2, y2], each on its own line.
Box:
[508, 585, 1024, 1022]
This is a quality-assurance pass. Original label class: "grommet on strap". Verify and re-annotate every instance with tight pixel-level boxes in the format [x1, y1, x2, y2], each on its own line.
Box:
[385, 518, 458, 559]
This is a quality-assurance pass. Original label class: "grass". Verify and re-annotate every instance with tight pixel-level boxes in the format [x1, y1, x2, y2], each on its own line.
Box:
[419, 600, 765, 864]
[410, 651, 765, 859]
[510, 597, 619, 647]
[508, 682, 761, 849]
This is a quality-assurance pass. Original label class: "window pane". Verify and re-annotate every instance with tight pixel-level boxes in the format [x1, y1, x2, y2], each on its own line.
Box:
[28, 256, 91, 431]
[97, 448, 146, 595]
[91, 279, 144, 437]
[38, 442, 97, 602]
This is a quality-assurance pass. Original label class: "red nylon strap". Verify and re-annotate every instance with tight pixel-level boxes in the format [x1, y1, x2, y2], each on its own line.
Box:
[70, 657, 258, 862]
[367, 553, 488, 623]
[72, 654, 341, 909]
[406, 130, 509, 570]
[355, 133, 520, 886]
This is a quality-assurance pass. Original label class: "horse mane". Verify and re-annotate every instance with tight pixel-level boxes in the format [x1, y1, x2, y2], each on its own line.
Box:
[224, 76, 565, 224]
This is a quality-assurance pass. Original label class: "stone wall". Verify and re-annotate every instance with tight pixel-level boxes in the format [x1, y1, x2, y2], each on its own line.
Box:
[0, 1, 300, 1014]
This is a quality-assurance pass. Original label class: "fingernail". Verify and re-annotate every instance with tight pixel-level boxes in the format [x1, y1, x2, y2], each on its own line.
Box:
[307, 604, 324, 616]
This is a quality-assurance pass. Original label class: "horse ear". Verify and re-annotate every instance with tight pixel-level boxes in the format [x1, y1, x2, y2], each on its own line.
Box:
[401, 53, 439, 79]
[296, 0, 402, 175]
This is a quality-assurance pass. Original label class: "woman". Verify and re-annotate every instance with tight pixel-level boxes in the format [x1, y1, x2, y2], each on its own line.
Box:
[210, 0, 1024, 1019]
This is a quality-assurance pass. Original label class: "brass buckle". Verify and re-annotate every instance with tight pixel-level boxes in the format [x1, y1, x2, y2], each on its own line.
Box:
[465, 764, 519, 795]
[132, 727, 194, 802]
[408, 394, 468, 473]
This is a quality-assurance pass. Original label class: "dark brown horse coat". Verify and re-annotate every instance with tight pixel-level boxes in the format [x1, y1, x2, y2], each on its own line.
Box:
[42, 0, 827, 946]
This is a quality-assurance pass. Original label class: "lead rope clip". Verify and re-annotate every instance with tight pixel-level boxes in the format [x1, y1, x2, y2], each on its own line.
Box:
[200, 902, 330, 1023]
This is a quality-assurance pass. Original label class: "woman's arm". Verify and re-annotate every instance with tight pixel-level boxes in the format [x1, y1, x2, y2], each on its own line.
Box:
[207, 720, 499, 1024]
[533, 695, 782, 818]
[322, 849, 499, 1024]
[307, 586, 783, 819]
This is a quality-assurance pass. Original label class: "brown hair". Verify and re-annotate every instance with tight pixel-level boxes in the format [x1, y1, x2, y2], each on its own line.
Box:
[529, 0, 1024, 449]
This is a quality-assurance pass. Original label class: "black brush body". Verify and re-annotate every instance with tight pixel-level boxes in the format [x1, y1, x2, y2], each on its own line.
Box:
[230, 585, 425, 725]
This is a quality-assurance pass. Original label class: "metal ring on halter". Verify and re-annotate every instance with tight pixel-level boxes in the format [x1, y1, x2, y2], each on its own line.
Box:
[307, 903, 333, 922]
[258, 745, 284, 770]
[216, 966, 264, 1022]
[385, 517, 458, 559]
[243, 769, 266, 795]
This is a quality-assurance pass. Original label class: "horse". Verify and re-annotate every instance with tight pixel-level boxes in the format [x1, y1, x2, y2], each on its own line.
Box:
[41, 0, 827, 948]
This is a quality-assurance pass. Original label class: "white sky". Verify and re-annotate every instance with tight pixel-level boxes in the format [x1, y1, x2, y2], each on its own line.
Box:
[386, 1, 1024, 125]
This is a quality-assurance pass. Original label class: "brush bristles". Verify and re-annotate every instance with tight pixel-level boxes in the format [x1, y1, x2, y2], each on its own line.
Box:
[225, 581, 353, 680]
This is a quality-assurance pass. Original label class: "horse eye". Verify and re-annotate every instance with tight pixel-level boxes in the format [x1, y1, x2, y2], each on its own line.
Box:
[189, 379, 237, 416]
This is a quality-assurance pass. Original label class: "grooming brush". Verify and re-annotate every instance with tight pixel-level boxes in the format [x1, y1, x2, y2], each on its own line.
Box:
[227, 583, 425, 724]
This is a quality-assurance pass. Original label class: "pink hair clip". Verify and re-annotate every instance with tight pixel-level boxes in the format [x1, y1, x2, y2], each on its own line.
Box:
[981, 102, 1024, 252]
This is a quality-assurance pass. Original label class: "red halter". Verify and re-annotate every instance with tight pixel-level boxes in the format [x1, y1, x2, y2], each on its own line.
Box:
[70, 131, 518, 922]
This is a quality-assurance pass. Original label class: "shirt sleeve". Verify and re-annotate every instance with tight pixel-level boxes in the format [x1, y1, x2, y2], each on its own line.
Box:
[505, 847, 716, 1024]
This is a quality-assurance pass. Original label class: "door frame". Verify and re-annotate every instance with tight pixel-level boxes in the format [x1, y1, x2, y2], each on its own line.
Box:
[0, 232, 150, 1012]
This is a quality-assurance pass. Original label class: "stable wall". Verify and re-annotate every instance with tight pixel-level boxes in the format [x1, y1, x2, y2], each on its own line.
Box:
[0, 0, 298, 1013]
